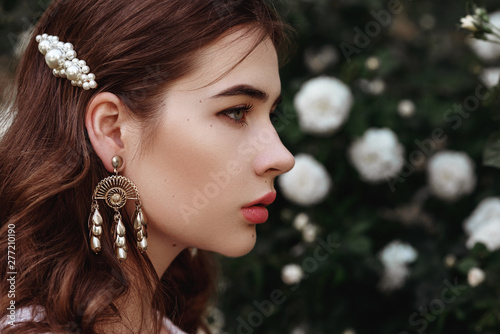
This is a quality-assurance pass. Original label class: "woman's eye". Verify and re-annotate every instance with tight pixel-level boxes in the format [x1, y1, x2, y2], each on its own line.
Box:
[219, 104, 253, 126]
[229, 109, 245, 121]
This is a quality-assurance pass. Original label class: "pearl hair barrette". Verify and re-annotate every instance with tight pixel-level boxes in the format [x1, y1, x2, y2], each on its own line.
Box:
[36, 34, 98, 90]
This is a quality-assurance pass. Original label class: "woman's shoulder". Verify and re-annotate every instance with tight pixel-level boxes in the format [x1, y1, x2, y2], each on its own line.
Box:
[162, 316, 187, 334]
[0, 305, 48, 332]
[1, 305, 186, 334]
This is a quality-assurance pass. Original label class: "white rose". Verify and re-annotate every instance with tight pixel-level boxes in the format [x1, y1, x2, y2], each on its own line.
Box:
[291, 327, 307, 334]
[358, 78, 386, 95]
[293, 213, 310, 231]
[467, 267, 485, 287]
[460, 15, 479, 32]
[302, 223, 319, 243]
[369, 79, 386, 95]
[467, 11, 500, 61]
[444, 254, 457, 268]
[304, 45, 338, 74]
[427, 151, 476, 201]
[379, 240, 418, 266]
[479, 67, 500, 88]
[278, 154, 331, 206]
[463, 197, 500, 235]
[294, 76, 353, 135]
[204, 307, 225, 333]
[378, 263, 411, 292]
[397, 99, 416, 118]
[466, 218, 500, 251]
[365, 56, 380, 71]
[348, 128, 405, 183]
[378, 240, 418, 291]
[281, 264, 304, 286]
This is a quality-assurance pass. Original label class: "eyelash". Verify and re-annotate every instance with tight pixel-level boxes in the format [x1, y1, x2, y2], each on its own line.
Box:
[220, 104, 254, 126]
[219, 103, 282, 128]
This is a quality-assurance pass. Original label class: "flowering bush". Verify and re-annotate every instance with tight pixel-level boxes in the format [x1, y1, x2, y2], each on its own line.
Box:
[216, 1, 500, 333]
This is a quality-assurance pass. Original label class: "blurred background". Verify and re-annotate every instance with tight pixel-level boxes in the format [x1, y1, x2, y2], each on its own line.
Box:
[3, 0, 500, 333]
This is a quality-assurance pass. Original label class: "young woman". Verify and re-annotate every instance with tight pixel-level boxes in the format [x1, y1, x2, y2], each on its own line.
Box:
[0, 0, 294, 333]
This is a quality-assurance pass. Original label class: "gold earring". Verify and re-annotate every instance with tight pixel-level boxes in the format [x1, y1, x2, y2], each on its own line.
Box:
[88, 155, 148, 262]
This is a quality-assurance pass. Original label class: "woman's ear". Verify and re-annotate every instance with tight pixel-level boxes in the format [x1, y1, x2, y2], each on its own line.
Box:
[85, 92, 130, 173]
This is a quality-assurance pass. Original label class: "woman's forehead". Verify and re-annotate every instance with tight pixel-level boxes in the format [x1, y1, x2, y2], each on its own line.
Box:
[169, 30, 279, 97]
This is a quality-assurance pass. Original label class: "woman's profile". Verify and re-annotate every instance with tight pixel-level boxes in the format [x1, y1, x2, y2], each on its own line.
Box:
[0, 0, 295, 333]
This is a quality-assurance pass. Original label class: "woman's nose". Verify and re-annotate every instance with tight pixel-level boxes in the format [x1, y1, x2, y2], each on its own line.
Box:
[251, 126, 295, 177]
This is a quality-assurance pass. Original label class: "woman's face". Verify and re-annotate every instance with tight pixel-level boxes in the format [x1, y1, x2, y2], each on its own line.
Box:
[125, 29, 294, 260]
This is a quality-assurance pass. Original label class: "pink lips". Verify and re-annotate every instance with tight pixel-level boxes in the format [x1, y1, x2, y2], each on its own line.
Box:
[241, 192, 276, 224]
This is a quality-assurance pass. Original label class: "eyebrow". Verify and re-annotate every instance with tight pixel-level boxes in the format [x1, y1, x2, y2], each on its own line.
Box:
[211, 84, 282, 106]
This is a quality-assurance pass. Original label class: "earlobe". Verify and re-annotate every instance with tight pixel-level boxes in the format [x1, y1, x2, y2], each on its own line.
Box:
[85, 92, 128, 173]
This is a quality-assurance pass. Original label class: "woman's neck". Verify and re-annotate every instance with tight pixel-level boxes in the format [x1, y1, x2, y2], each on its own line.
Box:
[146, 226, 186, 277]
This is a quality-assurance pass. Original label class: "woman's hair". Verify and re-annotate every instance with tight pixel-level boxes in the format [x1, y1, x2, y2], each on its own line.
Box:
[0, 0, 292, 333]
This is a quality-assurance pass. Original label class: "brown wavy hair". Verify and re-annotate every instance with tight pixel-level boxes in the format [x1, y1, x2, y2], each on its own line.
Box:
[0, 0, 292, 333]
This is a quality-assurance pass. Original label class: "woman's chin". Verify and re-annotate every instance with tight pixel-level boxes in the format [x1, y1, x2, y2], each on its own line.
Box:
[215, 236, 257, 258]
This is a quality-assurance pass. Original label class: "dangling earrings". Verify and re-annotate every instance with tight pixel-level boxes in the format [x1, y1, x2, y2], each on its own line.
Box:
[88, 156, 148, 262]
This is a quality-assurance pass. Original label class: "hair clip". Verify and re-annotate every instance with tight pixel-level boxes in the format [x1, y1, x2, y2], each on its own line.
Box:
[36, 34, 98, 90]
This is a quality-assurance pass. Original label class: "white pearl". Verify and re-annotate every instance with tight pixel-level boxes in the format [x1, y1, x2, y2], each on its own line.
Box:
[66, 65, 81, 81]
[66, 50, 76, 60]
[36, 33, 97, 90]
[45, 48, 64, 69]
[38, 40, 51, 55]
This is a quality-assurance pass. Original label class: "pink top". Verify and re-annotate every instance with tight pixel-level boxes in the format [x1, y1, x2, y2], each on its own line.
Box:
[0, 305, 186, 334]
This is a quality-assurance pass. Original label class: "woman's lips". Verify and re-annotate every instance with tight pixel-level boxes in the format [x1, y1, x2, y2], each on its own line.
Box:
[241, 192, 276, 224]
